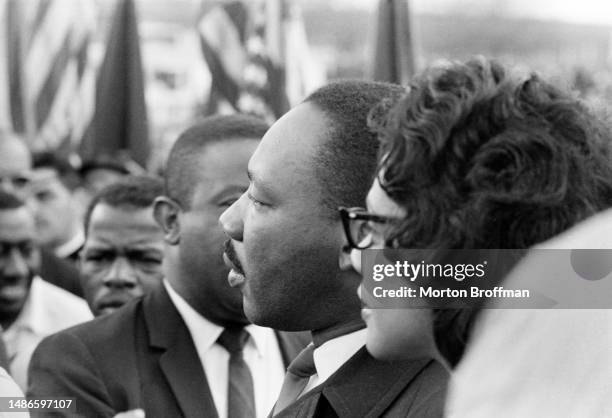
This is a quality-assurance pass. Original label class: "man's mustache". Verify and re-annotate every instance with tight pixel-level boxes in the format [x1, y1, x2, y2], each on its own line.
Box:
[224, 239, 245, 275]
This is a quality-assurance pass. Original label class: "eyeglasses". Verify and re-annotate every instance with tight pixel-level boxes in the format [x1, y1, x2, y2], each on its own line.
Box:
[338, 206, 400, 250]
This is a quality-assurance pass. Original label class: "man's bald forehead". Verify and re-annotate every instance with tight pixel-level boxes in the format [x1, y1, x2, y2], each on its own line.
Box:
[0, 135, 31, 170]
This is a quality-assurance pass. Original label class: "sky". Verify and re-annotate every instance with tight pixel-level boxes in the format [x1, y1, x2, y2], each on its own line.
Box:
[332, 0, 612, 26]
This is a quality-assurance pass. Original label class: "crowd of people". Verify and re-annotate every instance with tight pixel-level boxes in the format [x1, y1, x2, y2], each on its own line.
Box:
[0, 56, 611, 417]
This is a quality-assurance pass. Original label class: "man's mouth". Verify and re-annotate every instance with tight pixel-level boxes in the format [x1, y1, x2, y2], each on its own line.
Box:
[223, 240, 246, 288]
[223, 253, 246, 287]
[95, 295, 133, 315]
[0, 283, 28, 304]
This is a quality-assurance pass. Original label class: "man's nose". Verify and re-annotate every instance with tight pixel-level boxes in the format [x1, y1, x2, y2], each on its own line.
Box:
[102, 257, 138, 289]
[219, 194, 245, 241]
[4, 248, 29, 278]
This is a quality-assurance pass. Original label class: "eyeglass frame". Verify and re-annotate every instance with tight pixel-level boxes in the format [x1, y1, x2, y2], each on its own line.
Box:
[338, 206, 400, 250]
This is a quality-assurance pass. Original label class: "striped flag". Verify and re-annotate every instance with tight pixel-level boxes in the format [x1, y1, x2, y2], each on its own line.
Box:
[1, 0, 96, 153]
[198, 0, 321, 122]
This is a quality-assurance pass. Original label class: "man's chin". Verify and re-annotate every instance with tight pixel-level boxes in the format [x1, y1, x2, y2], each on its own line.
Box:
[227, 269, 246, 288]
[0, 281, 32, 312]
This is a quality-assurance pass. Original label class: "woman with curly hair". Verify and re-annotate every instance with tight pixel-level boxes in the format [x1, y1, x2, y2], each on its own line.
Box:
[343, 56, 612, 380]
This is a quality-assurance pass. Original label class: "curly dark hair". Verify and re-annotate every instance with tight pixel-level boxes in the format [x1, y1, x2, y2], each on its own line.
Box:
[369, 56, 612, 367]
[371, 57, 612, 251]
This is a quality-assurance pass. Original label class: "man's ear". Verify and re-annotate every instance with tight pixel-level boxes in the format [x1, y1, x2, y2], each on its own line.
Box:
[153, 196, 181, 245]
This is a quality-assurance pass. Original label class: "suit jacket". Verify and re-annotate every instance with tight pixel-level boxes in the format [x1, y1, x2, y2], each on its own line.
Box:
[39, 249, 84, 298]
[27, 283, 309, 418]
[274, 348, 448, 418]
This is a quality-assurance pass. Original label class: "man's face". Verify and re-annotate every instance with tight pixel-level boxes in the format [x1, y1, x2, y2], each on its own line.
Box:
[0, 139, 31, 199]
[28, 168, 78, 249]
[175, 139, 258, 327]
[220, 103, 349, 331]
[0, 207, 40, 325]
[80, 204, 164, 316]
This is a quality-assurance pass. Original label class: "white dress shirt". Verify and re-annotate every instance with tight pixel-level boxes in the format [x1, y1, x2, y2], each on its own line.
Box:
[0, 367, 28, 417]
[164, 281, 285, 418]
[3, 277, 93, 390]
[302, 328, 367, 393]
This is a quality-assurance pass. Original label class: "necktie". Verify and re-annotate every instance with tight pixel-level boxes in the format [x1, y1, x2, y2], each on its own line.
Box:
[217, 328, 256, 418]
[272, 319, 366, 416]
[272, 343, 316, 415]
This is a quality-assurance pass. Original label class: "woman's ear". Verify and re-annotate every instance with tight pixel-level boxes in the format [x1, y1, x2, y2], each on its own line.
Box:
[153, 196, 182, 245]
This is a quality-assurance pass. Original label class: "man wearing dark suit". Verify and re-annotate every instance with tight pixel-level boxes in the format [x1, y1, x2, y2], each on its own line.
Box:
[28, 115, 308, 418]
[220, 82, 449, 417]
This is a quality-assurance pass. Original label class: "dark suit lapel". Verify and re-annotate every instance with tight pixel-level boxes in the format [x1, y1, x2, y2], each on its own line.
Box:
[274, 347, 437, 418]
[275, 331, 312, 368]
[320, 347, 436, 417]
[144, 283, 218, 418]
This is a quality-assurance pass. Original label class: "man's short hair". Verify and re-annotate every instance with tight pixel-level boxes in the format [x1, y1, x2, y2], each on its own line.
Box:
[0, 191, 25, 211]
[83, 175, 163, 234]
[372, 56, 612, 250]
[164, 114, 269, 208]
[303, 80, 405, 216]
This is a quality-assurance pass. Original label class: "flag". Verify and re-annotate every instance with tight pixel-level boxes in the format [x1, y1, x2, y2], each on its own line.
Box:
[371, 0, 415, 85]
[198, 0, 322, 121]
[0, 0, 96, 152]
[80, 0, 150, 168]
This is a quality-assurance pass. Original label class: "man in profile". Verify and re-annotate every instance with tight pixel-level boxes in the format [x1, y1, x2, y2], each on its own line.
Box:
[28, 115, 307, 418]
[221, 81, 448, 417]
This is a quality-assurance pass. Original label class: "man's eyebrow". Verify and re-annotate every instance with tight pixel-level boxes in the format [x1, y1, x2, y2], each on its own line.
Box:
[247, 167, 275, 197]
[211, 185, 247, 201]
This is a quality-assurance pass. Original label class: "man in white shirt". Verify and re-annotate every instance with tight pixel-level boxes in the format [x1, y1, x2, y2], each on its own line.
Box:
[27, 115, 308, 418]
[0, 191, 91, 390]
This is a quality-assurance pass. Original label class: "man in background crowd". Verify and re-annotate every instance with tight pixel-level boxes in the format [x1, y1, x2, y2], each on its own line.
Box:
[28, 115, 308, 418]
[0, 136, 82, 297]
[79, 176, 164, 317]
[0, 191, 91, 390]
[30, 152, 84, 263]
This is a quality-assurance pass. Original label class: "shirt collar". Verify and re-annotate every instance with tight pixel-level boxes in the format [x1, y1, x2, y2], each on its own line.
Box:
[163, 280, 267, 355]
[312, 328, 367, 383]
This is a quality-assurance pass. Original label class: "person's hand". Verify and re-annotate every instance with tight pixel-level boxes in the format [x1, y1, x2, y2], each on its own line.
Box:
[113, 409, 145, 418]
